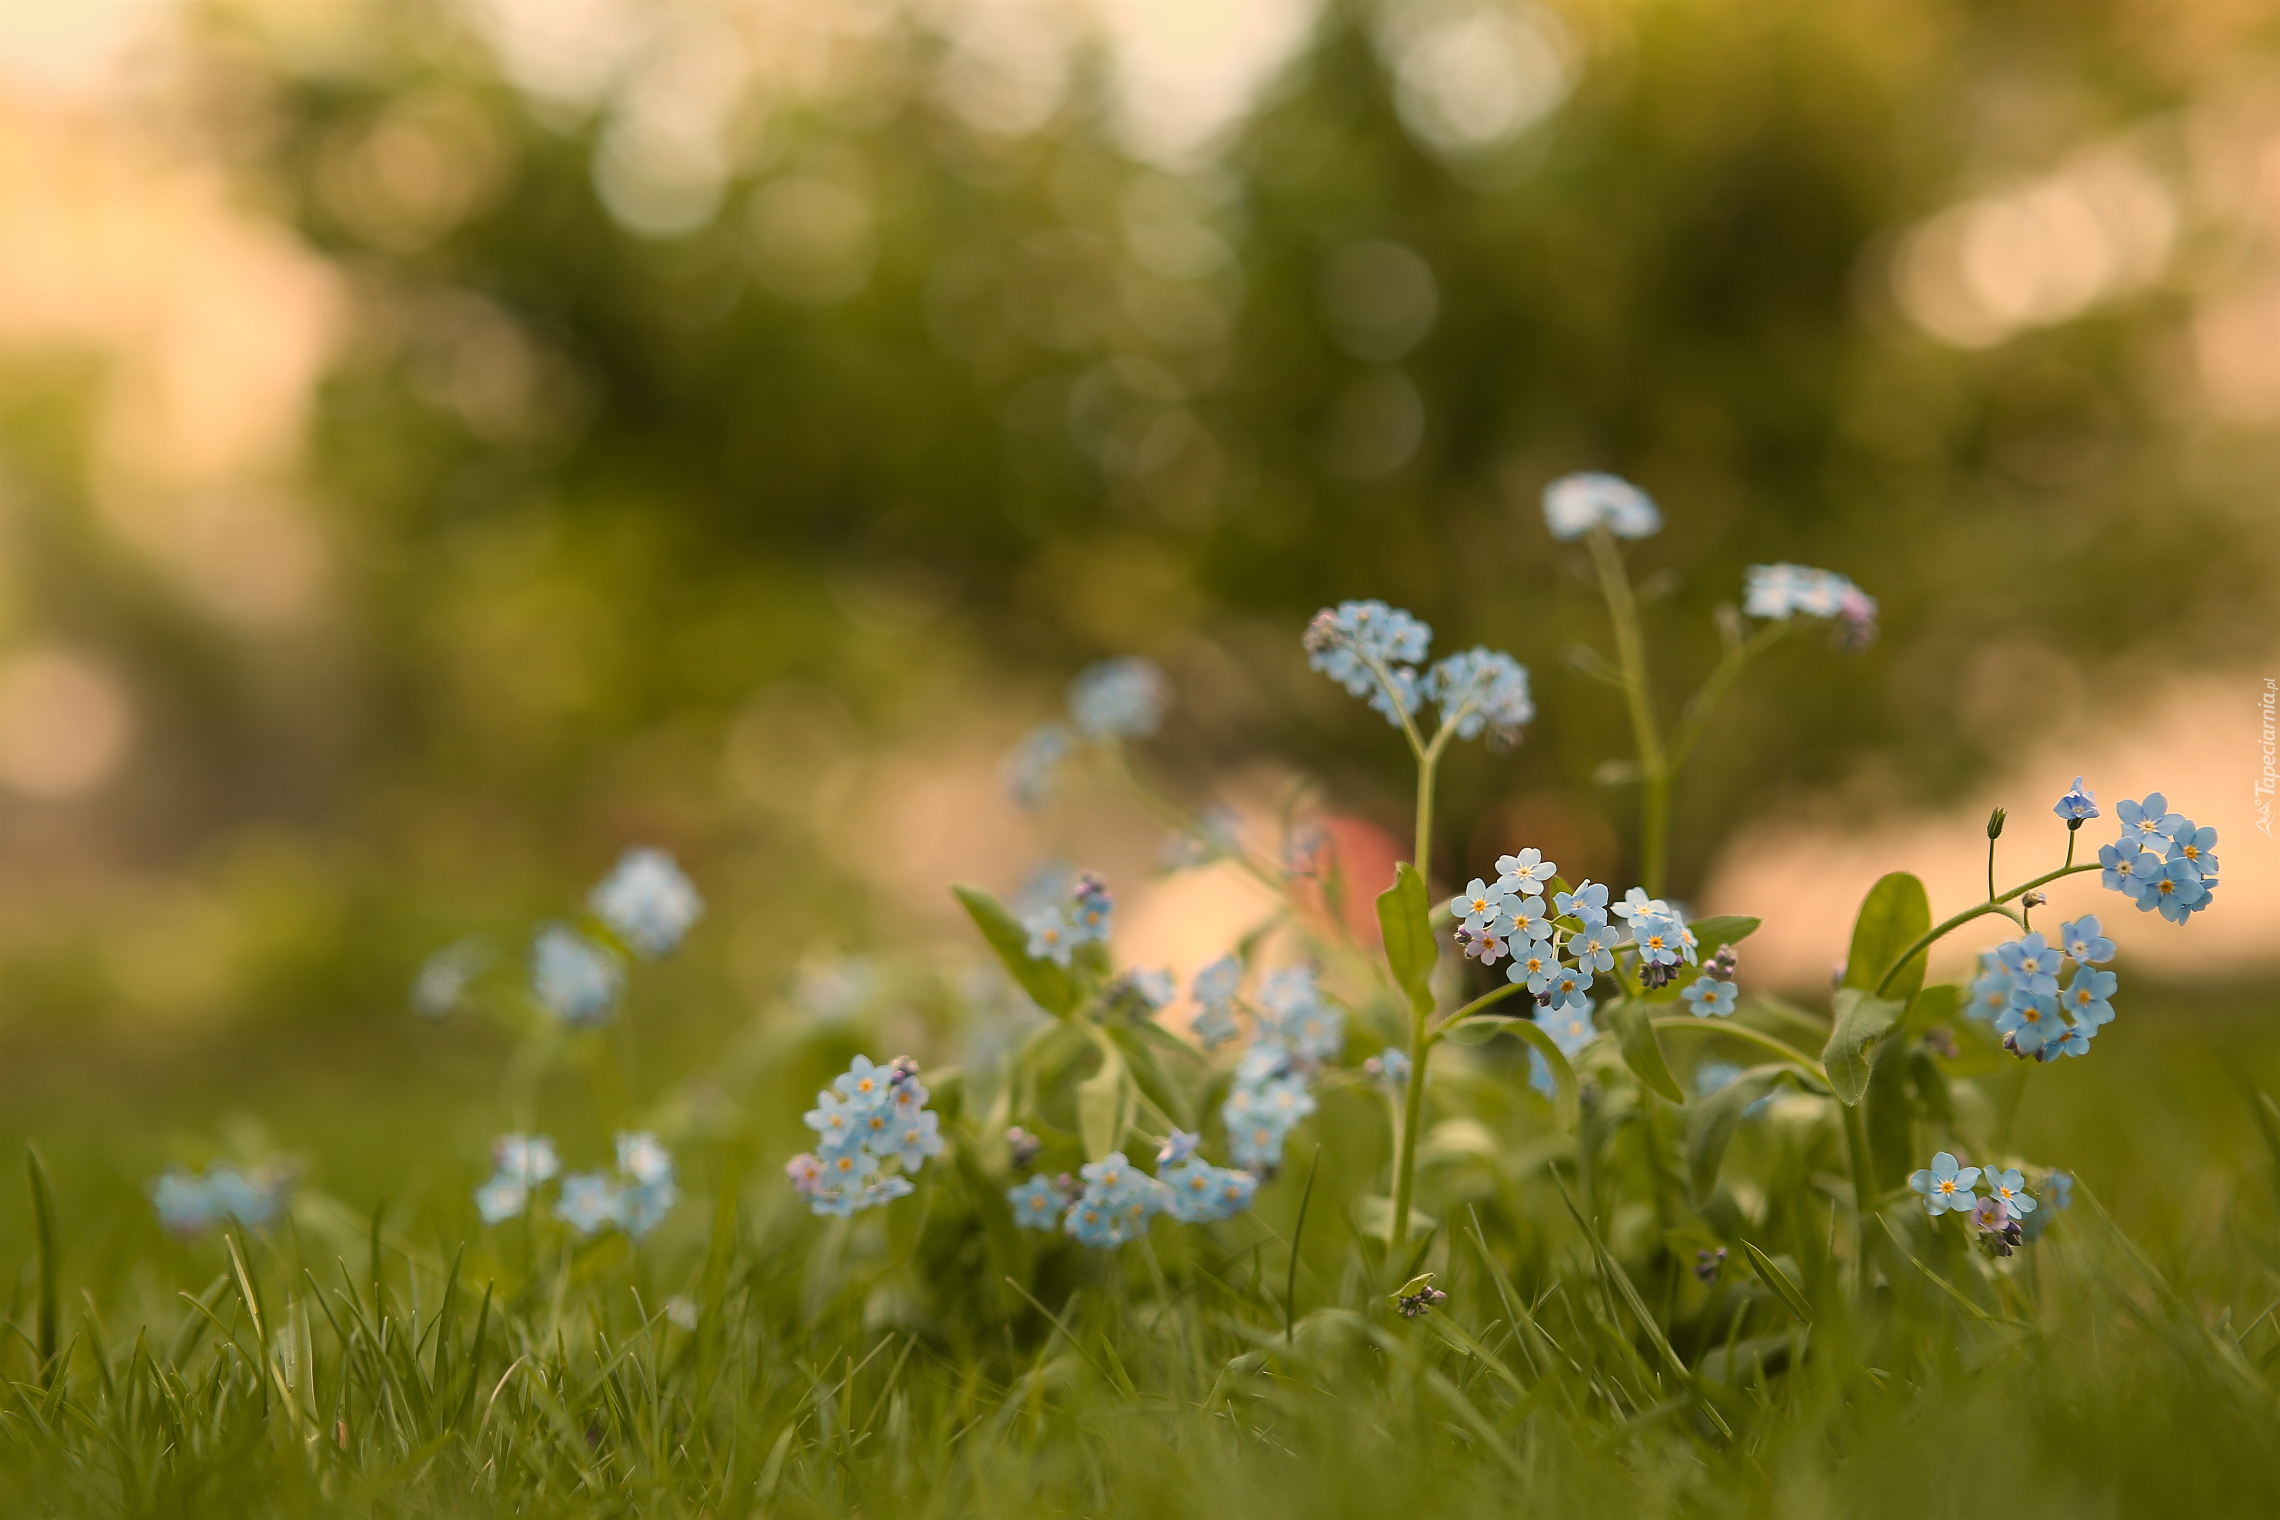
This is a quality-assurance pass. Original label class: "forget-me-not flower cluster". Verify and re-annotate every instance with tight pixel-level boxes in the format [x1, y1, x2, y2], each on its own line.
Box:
[590, 848, 705, 958]
[474, 1133, 560, 1224]
[1007, 1130, 1257, 1246]
[1304, 601, 1536, 750]
[1222, 965, 1338, 1171]
[1022, 871, 1114, 968]
[1541, 472, 1663, 540]
[1189, 953, 1243, 1048]
[1743, 564, 1879, 650]
[475, 1131, 678, 1239]
[2099, 791, 2219, 925]
[1002, 658, 1173, 811]
[1967, 916, 2117, 1062]
[529, 923, 624, 1026]
[1068, 658, 1172, 742]
[788, 1054, 945, 1218]
[149, 1162, 292, 1237]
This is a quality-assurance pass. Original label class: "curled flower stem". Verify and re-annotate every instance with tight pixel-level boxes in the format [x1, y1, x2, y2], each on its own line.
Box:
[1872, 862, 2102, 998]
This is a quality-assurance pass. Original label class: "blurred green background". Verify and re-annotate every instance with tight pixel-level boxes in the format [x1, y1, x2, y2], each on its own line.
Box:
[0, 0, 2275, 1214]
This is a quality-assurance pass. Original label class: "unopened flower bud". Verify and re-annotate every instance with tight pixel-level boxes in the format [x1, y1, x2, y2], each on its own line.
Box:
[1986, 807, 2007, 841]
[2022, 890, 2046, 908]
[1006, 1127, 1041, 1169]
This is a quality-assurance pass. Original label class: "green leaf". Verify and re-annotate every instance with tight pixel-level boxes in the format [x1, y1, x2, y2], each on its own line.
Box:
[1841, 872, 1931, 1001]
[1901, 982, 1964, 1038]
[1076, 1043, 1131, 1162]
[1822, 988, 1906, 1106]
[1441, 1015, 1581, 1132]
[1104, 1023, 1193, 1131]
[1863, 1031, 1917, 1189]
[1605, 998, 1685, 1104]
[1740, 1240, 1812, 1327]
[1376, 863, 1437, 1017]
[1908, 1047, 1956, 1127]
[26, 1147, 58, 1382]
[954, 884, 1078, 1018]
[1688, 915, 1761, 959]
[1684, 1064, 1798, 1201]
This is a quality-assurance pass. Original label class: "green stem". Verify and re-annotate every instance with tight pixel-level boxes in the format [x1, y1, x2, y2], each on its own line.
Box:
[1840, 1099, 1880, 1280]
[1427, 981, 1529, 1042]
[1586, 528, 1669, 897]
[1664, 620, 1796, 774]
[1648, 1017, 1828, 1078]
[1390, 996, 1429, 1257]
[1872, 863, 2100, 998]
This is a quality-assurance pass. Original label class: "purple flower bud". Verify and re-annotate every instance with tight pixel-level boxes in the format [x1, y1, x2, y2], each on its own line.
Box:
[1006, 1127, 1041, 1169]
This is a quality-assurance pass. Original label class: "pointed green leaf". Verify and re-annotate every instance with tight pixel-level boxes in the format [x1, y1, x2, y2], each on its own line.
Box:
[1822, 988, 1906, 1106]
[1442, 1015, 1582, 1132]
[26, 1147, 58, 1382]
[1740, 1240, 1812, 1326]
[1688, 915, 1761, 959]
[1077, 1045, 1130, 1161]
[1841, 872, 1931, 1001]
[1606, 998, 1685, 1104]
[954, 884, 1078, 1018]
[1684, 1064, 1800, 1201]
[1376, 863, 1437, 1017]
[1104, 1023, 1194, 1131]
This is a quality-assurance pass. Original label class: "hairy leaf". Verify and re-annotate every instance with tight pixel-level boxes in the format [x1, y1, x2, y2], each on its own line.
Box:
[1823, 988, 1906, 1106]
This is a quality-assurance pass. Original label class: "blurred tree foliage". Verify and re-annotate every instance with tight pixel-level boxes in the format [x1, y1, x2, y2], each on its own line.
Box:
[4, 0, 2270, 1043]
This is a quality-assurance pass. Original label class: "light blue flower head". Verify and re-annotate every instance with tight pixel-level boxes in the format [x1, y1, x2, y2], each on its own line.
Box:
[590, 848, 703, 959]
[1425, 648, 1534, 747]
[1001, 723, 1073, 811]
[1542, 472, 1661, 540]
[2052, 776, 2098, 825]
[1303, 600, 1432, 728]
[554, 1173, 625, 1236]
[1068, 658, 1171, 742]
[530, 925, 623, 1027]
[411, 936, 492, 1019]
[1007, 1175, 1065, 1231]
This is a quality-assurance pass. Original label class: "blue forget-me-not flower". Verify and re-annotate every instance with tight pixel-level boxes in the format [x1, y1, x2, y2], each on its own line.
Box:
[1909, 1152, 1981, 1216]
[530, 924, 624, 1027]
[1068, 658, 1170, 742]
[589, 847, 703, 959]
[1541, 472, 1662, 540]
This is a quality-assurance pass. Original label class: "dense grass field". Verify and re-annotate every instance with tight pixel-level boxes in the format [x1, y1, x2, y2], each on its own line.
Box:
[4, 971, 2279, 1519]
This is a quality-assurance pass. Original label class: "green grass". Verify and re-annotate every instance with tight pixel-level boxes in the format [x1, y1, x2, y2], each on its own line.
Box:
[5, 982, 2280, 1517]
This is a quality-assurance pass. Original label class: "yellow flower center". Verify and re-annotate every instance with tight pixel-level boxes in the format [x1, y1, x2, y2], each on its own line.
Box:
[1938, 1180, 1955, 1195]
